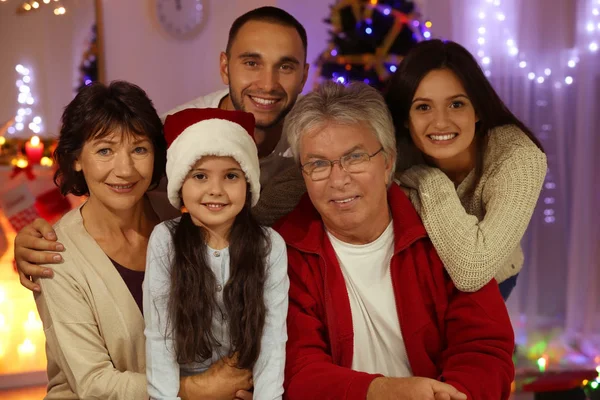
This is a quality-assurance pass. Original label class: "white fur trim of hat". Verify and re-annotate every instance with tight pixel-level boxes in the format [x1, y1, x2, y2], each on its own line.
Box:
[166, 118, 260, 209]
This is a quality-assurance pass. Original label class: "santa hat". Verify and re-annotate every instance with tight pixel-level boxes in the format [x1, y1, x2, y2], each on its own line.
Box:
[164, 108, 260, 209]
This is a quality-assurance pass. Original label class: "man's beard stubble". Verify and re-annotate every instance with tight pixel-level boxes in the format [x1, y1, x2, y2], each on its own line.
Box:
[229, 88, 296, 130]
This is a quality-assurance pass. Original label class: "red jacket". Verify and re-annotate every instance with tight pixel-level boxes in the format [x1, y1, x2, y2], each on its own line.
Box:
[274, 184, 514, 400]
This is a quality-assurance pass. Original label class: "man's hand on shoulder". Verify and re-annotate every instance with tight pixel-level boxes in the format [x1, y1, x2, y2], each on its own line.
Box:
[366, 377, 467, 400]
[14, 218, 64, 292]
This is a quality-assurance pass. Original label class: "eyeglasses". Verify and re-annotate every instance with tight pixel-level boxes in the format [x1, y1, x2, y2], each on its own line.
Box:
[300, 147, 385, 181]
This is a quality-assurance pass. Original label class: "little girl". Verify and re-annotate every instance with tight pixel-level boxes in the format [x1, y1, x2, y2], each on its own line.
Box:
[143, 108, 289, 400]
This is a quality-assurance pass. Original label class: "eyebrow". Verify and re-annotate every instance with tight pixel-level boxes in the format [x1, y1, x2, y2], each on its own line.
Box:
[238, 52, 301, 65]
[93, 137, 149, 145]
[190, 167, 244, 173]
[306, 145, 365, 160]
[411, 94, 470, 104]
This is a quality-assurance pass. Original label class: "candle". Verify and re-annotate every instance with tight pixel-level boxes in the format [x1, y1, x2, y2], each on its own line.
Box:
[25, 135, 44, 164]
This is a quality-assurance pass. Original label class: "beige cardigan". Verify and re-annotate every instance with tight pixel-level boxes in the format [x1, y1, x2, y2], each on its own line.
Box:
[35, 193, 175, 399]
[398, 125, 547, 292]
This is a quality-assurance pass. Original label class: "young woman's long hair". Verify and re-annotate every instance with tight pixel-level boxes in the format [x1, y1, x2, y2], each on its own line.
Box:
[166, 188, 269, 369]
[385, 39, 544, 189]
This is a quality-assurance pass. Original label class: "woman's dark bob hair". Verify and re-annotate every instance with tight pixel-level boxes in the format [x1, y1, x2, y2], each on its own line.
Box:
[53, 80, 167, 196]
[385, 39, 543, 179]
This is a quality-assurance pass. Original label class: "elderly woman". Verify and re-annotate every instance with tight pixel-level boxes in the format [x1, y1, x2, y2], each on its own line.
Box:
[275, 81, 515, 400]
[33, 81, 171, 399]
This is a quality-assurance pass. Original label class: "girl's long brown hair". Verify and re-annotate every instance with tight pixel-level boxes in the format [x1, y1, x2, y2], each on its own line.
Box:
[166, 189, 269, 369]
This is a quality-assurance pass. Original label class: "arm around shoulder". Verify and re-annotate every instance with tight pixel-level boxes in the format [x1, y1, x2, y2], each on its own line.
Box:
[402, 147, 546, 292]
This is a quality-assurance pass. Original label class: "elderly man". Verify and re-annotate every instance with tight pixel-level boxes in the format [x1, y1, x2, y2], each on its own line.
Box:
[275, 82, 514, 400]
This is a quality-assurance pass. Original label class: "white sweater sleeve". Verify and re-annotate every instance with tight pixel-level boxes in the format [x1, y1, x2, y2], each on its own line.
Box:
[143, 222, 181, 400]
[399, 147, 546, 292]
[251, 229, 289, 400]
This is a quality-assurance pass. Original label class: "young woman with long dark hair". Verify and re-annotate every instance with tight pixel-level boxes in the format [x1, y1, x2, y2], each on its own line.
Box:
[386, 39, 547, 300]
[143, 108, 288, 400]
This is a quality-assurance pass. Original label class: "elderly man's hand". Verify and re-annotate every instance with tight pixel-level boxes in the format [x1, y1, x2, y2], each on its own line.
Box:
[15, 219, 64, 292]
[366, 377, 467, 400]
[180, 354, 252, 400]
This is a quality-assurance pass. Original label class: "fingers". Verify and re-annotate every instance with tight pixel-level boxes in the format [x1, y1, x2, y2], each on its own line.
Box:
[434, 393, 452, 400]
[19, 269, 41, 293]
[17, 259, 54, 279]
[431, 381, 467, 399]
[18, 246, 63, 265]
[31, 218, 57, 241]
[235, 390, 253, 400]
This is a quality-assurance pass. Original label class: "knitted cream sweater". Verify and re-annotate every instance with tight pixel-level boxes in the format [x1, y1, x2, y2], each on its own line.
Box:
[397, 125, 547, 292]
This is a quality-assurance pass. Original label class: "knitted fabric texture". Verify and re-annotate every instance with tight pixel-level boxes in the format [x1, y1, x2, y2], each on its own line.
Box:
[397, 125, 547, 292]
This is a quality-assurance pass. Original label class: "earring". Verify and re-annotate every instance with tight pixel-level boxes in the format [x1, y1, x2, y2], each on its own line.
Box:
[181, 206, 188, 214]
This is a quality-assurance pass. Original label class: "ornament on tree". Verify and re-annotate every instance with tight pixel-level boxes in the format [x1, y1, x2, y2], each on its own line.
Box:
[315, 0, 431, 91]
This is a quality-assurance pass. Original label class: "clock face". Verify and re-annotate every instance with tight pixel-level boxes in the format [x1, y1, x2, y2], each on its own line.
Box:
[156, 0, 206, 39]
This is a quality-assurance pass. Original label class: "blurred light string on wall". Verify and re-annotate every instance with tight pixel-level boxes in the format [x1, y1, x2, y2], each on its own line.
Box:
[9, 0, 67, 16]
[7, 65, 42, 137]
[472, 0, 598, 226]
[314, 0, 431, 90]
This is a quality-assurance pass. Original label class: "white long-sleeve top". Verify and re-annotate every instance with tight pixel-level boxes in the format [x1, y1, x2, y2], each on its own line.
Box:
[143, 219, 289, 400]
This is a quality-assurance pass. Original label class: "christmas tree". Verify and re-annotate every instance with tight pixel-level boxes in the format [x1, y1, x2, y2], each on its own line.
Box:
[315, 0, 431, 90]
[76, 24, 99, 92]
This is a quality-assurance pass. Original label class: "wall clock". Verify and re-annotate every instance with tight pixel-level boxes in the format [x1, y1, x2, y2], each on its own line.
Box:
[155, 0, 206, 39]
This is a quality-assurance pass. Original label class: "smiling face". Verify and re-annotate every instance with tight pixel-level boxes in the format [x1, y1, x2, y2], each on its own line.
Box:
[300, 121, 393, 244]
[408, 68, 478, 170]
[220, 20, 309, 130]
[74, 130, 154, 212]
[180, 156, 247, 238]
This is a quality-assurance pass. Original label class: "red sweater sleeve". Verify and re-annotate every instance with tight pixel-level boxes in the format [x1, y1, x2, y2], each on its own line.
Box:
[283, 248, 381, 400]
[433, 243, 515, 399]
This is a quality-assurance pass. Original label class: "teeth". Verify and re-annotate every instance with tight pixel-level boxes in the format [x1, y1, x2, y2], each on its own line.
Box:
[110, 184, 133, 189]
[429, 133, 457, 141]
[334, 197, 355, 204]
[251, 96, 277, 105]
[205, 203, 225, 209]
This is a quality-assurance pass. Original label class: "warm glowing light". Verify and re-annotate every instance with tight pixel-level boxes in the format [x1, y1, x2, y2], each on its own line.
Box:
[16, 158, 29, 168]
[17, 339, 36, 356]
[43, 0, 51, 3]
[370, 0, 377, 4]
[24, 311, 43, 331]
[584, 379, 590, 385]
[537, 356, 547, 372]
[425, 21, 432, 28]
[0, 137, 6, 146]
[23, 3, 32, 11]
[40, 156, 54, 167]
[32, 1, 39, 9]
[30, 135, 40, 146]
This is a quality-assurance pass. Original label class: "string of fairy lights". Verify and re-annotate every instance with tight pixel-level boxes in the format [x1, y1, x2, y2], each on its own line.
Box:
[474, 0, 599, 86]
[473, 0, 599, 226]
[0, 0, 67, 15]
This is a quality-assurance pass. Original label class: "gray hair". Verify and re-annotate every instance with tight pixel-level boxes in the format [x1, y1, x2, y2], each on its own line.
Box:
[284, 81, 397, 178]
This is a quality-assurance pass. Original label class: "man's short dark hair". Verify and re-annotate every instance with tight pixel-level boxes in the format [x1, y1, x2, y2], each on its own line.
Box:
[225, 6, 307, 61]
[53, 80, 167, 196]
